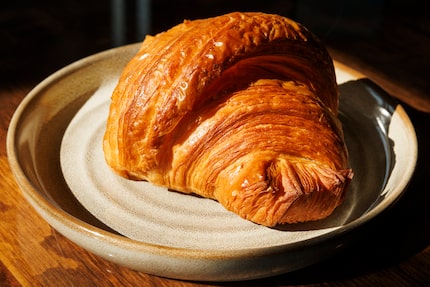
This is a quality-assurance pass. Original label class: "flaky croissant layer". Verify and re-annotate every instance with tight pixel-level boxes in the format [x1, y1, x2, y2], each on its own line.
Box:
[103, 12, 353, 227]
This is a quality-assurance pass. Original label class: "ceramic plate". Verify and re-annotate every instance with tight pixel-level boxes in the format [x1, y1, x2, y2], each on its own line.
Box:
[7, 43, 417, 282]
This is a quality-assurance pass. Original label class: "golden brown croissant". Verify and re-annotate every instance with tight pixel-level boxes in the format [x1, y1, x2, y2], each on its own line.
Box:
[103, 12, 353, 226]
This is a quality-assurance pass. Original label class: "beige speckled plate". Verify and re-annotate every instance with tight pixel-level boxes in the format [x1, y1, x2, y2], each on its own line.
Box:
[7, 43, 417, 282]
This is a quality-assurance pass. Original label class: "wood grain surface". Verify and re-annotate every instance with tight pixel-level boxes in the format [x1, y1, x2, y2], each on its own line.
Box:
[1, 62, 430, 287]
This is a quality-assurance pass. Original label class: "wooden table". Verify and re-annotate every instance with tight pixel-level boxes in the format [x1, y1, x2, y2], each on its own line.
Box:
[1, 64, 430, 287]
[1, 5, 430, 286]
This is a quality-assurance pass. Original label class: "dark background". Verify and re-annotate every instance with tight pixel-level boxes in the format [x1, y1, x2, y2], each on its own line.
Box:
[1, 0, 429, 93]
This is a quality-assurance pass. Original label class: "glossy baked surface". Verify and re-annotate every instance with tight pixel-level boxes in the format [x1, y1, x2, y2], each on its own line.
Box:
[103, 12, 350, 226]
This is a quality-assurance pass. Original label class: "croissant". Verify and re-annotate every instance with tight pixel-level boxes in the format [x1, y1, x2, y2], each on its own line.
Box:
[103, 12, 353, 227]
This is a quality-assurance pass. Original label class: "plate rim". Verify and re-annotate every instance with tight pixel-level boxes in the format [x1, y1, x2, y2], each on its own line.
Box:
[6, 43, 418, 281]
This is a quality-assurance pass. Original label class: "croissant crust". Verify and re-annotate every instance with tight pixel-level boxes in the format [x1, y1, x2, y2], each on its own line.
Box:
[103, 12, 353, 226]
